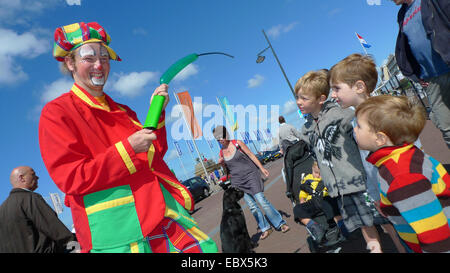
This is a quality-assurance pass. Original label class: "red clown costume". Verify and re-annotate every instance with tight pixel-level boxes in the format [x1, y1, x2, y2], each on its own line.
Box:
[39, 22, 217, 253]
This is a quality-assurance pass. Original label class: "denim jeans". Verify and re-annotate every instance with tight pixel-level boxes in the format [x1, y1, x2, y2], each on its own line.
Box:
[426, 72, 450, 149]
[243, 192, 286, 232]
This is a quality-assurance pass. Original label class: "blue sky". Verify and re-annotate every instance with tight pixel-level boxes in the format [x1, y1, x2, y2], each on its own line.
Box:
[0, 0, 401, 228]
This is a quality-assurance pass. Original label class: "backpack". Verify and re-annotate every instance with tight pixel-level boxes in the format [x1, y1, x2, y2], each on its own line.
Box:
[283, 140, 315, 204]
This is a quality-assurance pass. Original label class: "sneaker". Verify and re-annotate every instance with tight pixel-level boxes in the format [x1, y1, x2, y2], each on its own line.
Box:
[306, 221, 325, 243]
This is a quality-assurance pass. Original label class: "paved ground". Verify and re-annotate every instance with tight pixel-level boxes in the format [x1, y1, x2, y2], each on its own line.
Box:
[191, 120, 450, 253]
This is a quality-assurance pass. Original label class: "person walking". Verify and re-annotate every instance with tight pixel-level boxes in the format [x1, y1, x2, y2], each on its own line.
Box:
[278, 115, 301, 155]
[393, 0, 450, 148]
[214, 125, 290, 240]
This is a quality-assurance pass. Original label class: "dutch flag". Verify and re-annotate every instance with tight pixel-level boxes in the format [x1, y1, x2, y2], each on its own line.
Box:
[356, 32, 371, 48]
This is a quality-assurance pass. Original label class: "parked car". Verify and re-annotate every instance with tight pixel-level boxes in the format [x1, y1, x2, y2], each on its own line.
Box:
[182, 176, 210, 201]
[261, 151, 275, 163]
[270, 149, 283, 160]
[256, 153, 268, 165]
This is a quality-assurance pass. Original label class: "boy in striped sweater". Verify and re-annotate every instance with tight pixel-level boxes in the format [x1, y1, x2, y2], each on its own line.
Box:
[354, 95, 450, 253]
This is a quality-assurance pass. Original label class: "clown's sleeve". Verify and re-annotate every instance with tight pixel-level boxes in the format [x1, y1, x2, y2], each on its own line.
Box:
[38, 102, 144, 196]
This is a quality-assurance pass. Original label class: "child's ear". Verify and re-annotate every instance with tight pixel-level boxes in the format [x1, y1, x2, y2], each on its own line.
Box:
[375, 131, 390, 147]
[355, 80, 367, 94]
[318, 94, 327, 105]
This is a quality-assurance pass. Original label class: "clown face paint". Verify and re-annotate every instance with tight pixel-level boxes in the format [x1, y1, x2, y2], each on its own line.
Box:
[79, 45, 96, 58]
[72, 43, 111, 95]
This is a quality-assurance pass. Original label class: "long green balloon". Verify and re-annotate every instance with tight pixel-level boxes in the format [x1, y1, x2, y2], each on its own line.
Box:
[143, 54, 198, 129]
[143, 52, 233, 129]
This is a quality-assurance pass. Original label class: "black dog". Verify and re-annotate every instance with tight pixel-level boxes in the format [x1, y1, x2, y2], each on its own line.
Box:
[220, 187, 257, 253]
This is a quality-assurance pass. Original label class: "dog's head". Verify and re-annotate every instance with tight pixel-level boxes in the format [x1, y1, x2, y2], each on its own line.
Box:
[223, 187, 244, 209]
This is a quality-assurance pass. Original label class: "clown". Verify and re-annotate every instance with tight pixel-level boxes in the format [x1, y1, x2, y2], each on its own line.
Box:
[39, 22, 217, 253]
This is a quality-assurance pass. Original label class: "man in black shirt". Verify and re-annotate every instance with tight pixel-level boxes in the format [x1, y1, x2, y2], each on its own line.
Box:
[0, 166, 75, 253]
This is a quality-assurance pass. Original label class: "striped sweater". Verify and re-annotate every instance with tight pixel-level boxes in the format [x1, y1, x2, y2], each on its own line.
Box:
[367, 144, 450, 253]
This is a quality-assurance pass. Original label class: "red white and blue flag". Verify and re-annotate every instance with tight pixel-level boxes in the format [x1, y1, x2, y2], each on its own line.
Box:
[355, 32, 371, 48]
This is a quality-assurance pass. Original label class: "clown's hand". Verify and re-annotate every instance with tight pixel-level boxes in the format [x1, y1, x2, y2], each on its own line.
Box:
[128, 129, 157, 154]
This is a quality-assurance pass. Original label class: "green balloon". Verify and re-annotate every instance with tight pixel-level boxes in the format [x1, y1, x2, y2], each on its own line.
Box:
[160, 53, 199, 84]
[144, 53, 199, 129]
[144, 52, 233, 130]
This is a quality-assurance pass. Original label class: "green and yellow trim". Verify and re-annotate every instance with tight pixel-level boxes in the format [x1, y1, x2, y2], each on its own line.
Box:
[115, 141, 137, 174]
[159, 177, 192, 212]
[85, 195, 135, 215]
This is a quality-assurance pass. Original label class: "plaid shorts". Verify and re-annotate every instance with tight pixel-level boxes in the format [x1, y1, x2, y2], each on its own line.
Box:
[337, 191, 389, 233]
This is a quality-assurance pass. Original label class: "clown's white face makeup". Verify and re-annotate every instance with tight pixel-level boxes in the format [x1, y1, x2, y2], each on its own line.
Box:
[70, 43, 110, 96]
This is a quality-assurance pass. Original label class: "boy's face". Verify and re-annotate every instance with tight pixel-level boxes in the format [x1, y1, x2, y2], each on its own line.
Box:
[296, 89, 324, 116]
[353, 113, 379, 151]
[330, 81, 359, 108]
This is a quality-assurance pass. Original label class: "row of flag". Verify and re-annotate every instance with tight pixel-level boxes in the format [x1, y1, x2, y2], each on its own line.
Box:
[174, 30, 371, 142]
[175, 92, 240, 140]
[172, 128, 272, 157]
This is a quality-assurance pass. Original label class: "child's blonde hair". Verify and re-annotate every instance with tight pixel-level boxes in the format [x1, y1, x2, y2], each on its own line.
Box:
[330, 53, 378, 95]
[355, 95, 426, 145]
[312, 161, 318, 169]
[294, 69, 330, 98]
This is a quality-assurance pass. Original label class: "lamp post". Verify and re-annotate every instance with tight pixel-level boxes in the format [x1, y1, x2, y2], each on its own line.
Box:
[256, 29, 296, 99]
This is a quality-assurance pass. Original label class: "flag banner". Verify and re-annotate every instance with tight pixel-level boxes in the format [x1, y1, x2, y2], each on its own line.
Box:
[186, 140, 194, 153]
[355, 32, 371, 48]
[206, 139, 214, 149]
[174, 141, 182, 156]
[245, 132, 251, 142]
[255, 130, 261, 141]
[217, 96, 239, 131]
[240, 132, 249, 144]
[176, 91, 202, 139]
[258, 130, 265, 140]
[49, 193, 63, 214]
[265, 128, 272, 139]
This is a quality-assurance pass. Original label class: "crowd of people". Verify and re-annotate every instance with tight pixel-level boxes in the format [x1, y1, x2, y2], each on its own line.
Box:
[0, 0, 449, 253]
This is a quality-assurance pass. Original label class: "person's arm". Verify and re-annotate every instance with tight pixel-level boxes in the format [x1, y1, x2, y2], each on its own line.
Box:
[387, 173, 450, 252]
[289, 124, 302, 140]
[236, 140, 269, 177]
[39, 102, 146, 196]
[29, 193, 75, 253]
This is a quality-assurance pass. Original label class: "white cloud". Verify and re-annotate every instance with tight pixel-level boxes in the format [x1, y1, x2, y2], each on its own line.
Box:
[367, 0, 381, 5]
[172, 63, 199, 82]
[282, 100, 298, 115]
[267, 22, 298, 39]
[111, 71, 159, 97]
[41, 78, 74, 103]
[247, 74, 264, 88]
[0, 55, 27, 84]
[132, 27, 148, 36]
[164, 149, 179, 161]
[66, 0, 81, 5]
[0, 28, 50, 85]
[28, 77, 73, 121]
[0, 0, 60, 26]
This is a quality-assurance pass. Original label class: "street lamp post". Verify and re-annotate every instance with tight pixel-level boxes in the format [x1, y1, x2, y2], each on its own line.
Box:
[256, 29, 296, 99]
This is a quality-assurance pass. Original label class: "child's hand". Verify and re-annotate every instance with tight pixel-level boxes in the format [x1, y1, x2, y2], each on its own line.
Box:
[374, 200, 386, 217]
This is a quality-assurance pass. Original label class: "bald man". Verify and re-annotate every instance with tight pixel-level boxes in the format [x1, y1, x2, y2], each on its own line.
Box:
[0, 166, 75, 253]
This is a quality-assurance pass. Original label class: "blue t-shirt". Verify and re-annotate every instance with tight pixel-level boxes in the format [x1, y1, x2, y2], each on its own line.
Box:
[402, 0, 450, 80]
